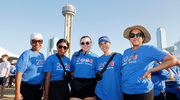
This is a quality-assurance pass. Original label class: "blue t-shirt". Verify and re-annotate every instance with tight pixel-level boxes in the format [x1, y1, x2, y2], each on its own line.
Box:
[121, 45, 168, 94]
[43, 54, 71, 81]
[165, 66, 180, 94]
[10, 65, 16, 75]
[71, 51, 98, 78]
[150, 62, 171, 96]
[16, 50, 45, 84]
[95, 53, 123, 100]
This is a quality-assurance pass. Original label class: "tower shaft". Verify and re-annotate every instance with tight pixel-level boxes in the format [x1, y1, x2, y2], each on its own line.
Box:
[62, 4, 76, 59]
[64, 14, 73, 58]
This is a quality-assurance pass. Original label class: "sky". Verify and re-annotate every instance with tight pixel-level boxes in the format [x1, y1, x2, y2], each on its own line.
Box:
[0, 0, 180, 58]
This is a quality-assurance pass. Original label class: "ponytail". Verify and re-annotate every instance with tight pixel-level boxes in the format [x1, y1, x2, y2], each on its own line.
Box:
[75, 49, 83, 57]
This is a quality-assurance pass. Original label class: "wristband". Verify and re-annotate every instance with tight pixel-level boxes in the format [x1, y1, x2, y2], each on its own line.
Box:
[44, 96, 48, 98]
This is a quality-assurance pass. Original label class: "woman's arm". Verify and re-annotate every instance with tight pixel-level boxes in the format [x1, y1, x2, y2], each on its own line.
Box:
[71, 71, 74, 77]
[141, 54, 178, 80]
[166, 68, 174, 79]
[176, 59, 180, 68]
[43, 72, 51, 100]
[15, 72, 23, 100]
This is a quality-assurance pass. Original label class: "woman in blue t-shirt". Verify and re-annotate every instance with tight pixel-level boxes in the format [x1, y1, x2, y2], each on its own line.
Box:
[15, 33, 45, 100]
[95, 36, 123, 100]
[70, 36, 98, 100]
[122, 25, 179, 100]
[43, 39, 71, 100]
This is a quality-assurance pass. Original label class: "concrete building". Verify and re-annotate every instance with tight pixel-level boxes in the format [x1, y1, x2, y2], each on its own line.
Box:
[163, 39, 180, 60]
[174, 40, 180, 48]
[62, 4, 76, 58]
[47, 37, 59, 57]
[156, 27, 167, 50]
[172, 40, 180, 60]
[156, 27, 180, 60]
[164, 46, 177, 53]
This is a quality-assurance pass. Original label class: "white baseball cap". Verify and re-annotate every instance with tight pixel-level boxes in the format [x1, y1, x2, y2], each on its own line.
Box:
[30, 33, 43, 40]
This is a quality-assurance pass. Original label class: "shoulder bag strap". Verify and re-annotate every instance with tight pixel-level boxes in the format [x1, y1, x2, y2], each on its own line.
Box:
[56, 54, 66, 71]
[100, 52, 117, 74]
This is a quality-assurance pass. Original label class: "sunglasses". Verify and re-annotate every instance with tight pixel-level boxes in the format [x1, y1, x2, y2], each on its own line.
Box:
[32, 40, 43, 44]
[58, 45, 68, 50]
[129, 33, 143, 38]
[80, 41, 90, 45]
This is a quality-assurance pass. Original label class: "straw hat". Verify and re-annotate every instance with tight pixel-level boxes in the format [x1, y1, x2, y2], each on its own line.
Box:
[123, 25, 151, 43]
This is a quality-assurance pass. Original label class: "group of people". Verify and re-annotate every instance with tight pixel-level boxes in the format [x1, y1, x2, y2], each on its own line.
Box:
[10, 25, 180, 100]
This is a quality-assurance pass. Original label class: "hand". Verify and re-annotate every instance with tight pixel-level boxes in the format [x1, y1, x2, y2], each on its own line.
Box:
[14, 93, 22, 100]
[169, 73, 174, 79]
[141, 70, 152, 81]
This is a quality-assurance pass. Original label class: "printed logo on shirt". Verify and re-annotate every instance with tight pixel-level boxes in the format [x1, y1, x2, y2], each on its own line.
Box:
[132, 55, 138, 59]
[177, 71, 179, 74]
[56, 63, 70, 71]
[122, 55, 138, 66]
[98, 61, 115, 71]
[34, 59, 45, 67]
[89, 59, 93, 63]
[76, 57, 93, 66]
[67, 64, 70, 68]
[110, 61, 114, 66]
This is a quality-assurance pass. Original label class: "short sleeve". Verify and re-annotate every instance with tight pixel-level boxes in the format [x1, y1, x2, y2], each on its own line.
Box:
[70, 53, 75, 71]
[43, 57, 53, 72]
[7, 62, 11, 68]
[16, 52, 29, 73]
[117, 53, 123, 70]
[147, 46, 168, 61]
[159, 69, 171, 80]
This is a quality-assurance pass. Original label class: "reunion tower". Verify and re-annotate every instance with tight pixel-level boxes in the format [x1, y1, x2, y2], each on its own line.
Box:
[62, 4, 76, 58]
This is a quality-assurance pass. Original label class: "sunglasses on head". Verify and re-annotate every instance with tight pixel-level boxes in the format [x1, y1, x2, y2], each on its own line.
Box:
[58, 45, 68, 50]
[80, 41, 90, 45]
[129, 33, 143, 38]
[32, 40, 43, 44]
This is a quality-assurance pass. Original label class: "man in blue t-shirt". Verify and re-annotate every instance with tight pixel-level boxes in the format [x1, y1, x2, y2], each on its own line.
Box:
[165, 66, 180, 100]
[150, 61, 172, 100]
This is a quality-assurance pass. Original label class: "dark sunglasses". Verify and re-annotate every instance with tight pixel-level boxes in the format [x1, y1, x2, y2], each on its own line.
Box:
[80, 41, 90, 45]
[32, 40, 43, 44]
[129, 33, 143, 38]
[58, 45, 68, 50]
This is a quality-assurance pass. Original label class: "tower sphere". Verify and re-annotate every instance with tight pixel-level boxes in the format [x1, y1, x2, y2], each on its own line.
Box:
[62, 4, 76, 16]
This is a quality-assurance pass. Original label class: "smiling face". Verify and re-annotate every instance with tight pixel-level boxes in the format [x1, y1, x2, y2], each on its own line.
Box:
[80, 37, 92, 53]
[57, 42, 68, 56]
[99, 41, 111, 53]
[30, 38, 43, 53]
[129, 29, 144, 48]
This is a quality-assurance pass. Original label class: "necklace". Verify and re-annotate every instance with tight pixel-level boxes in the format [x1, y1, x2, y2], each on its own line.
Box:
[128, 47, 139, 64]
